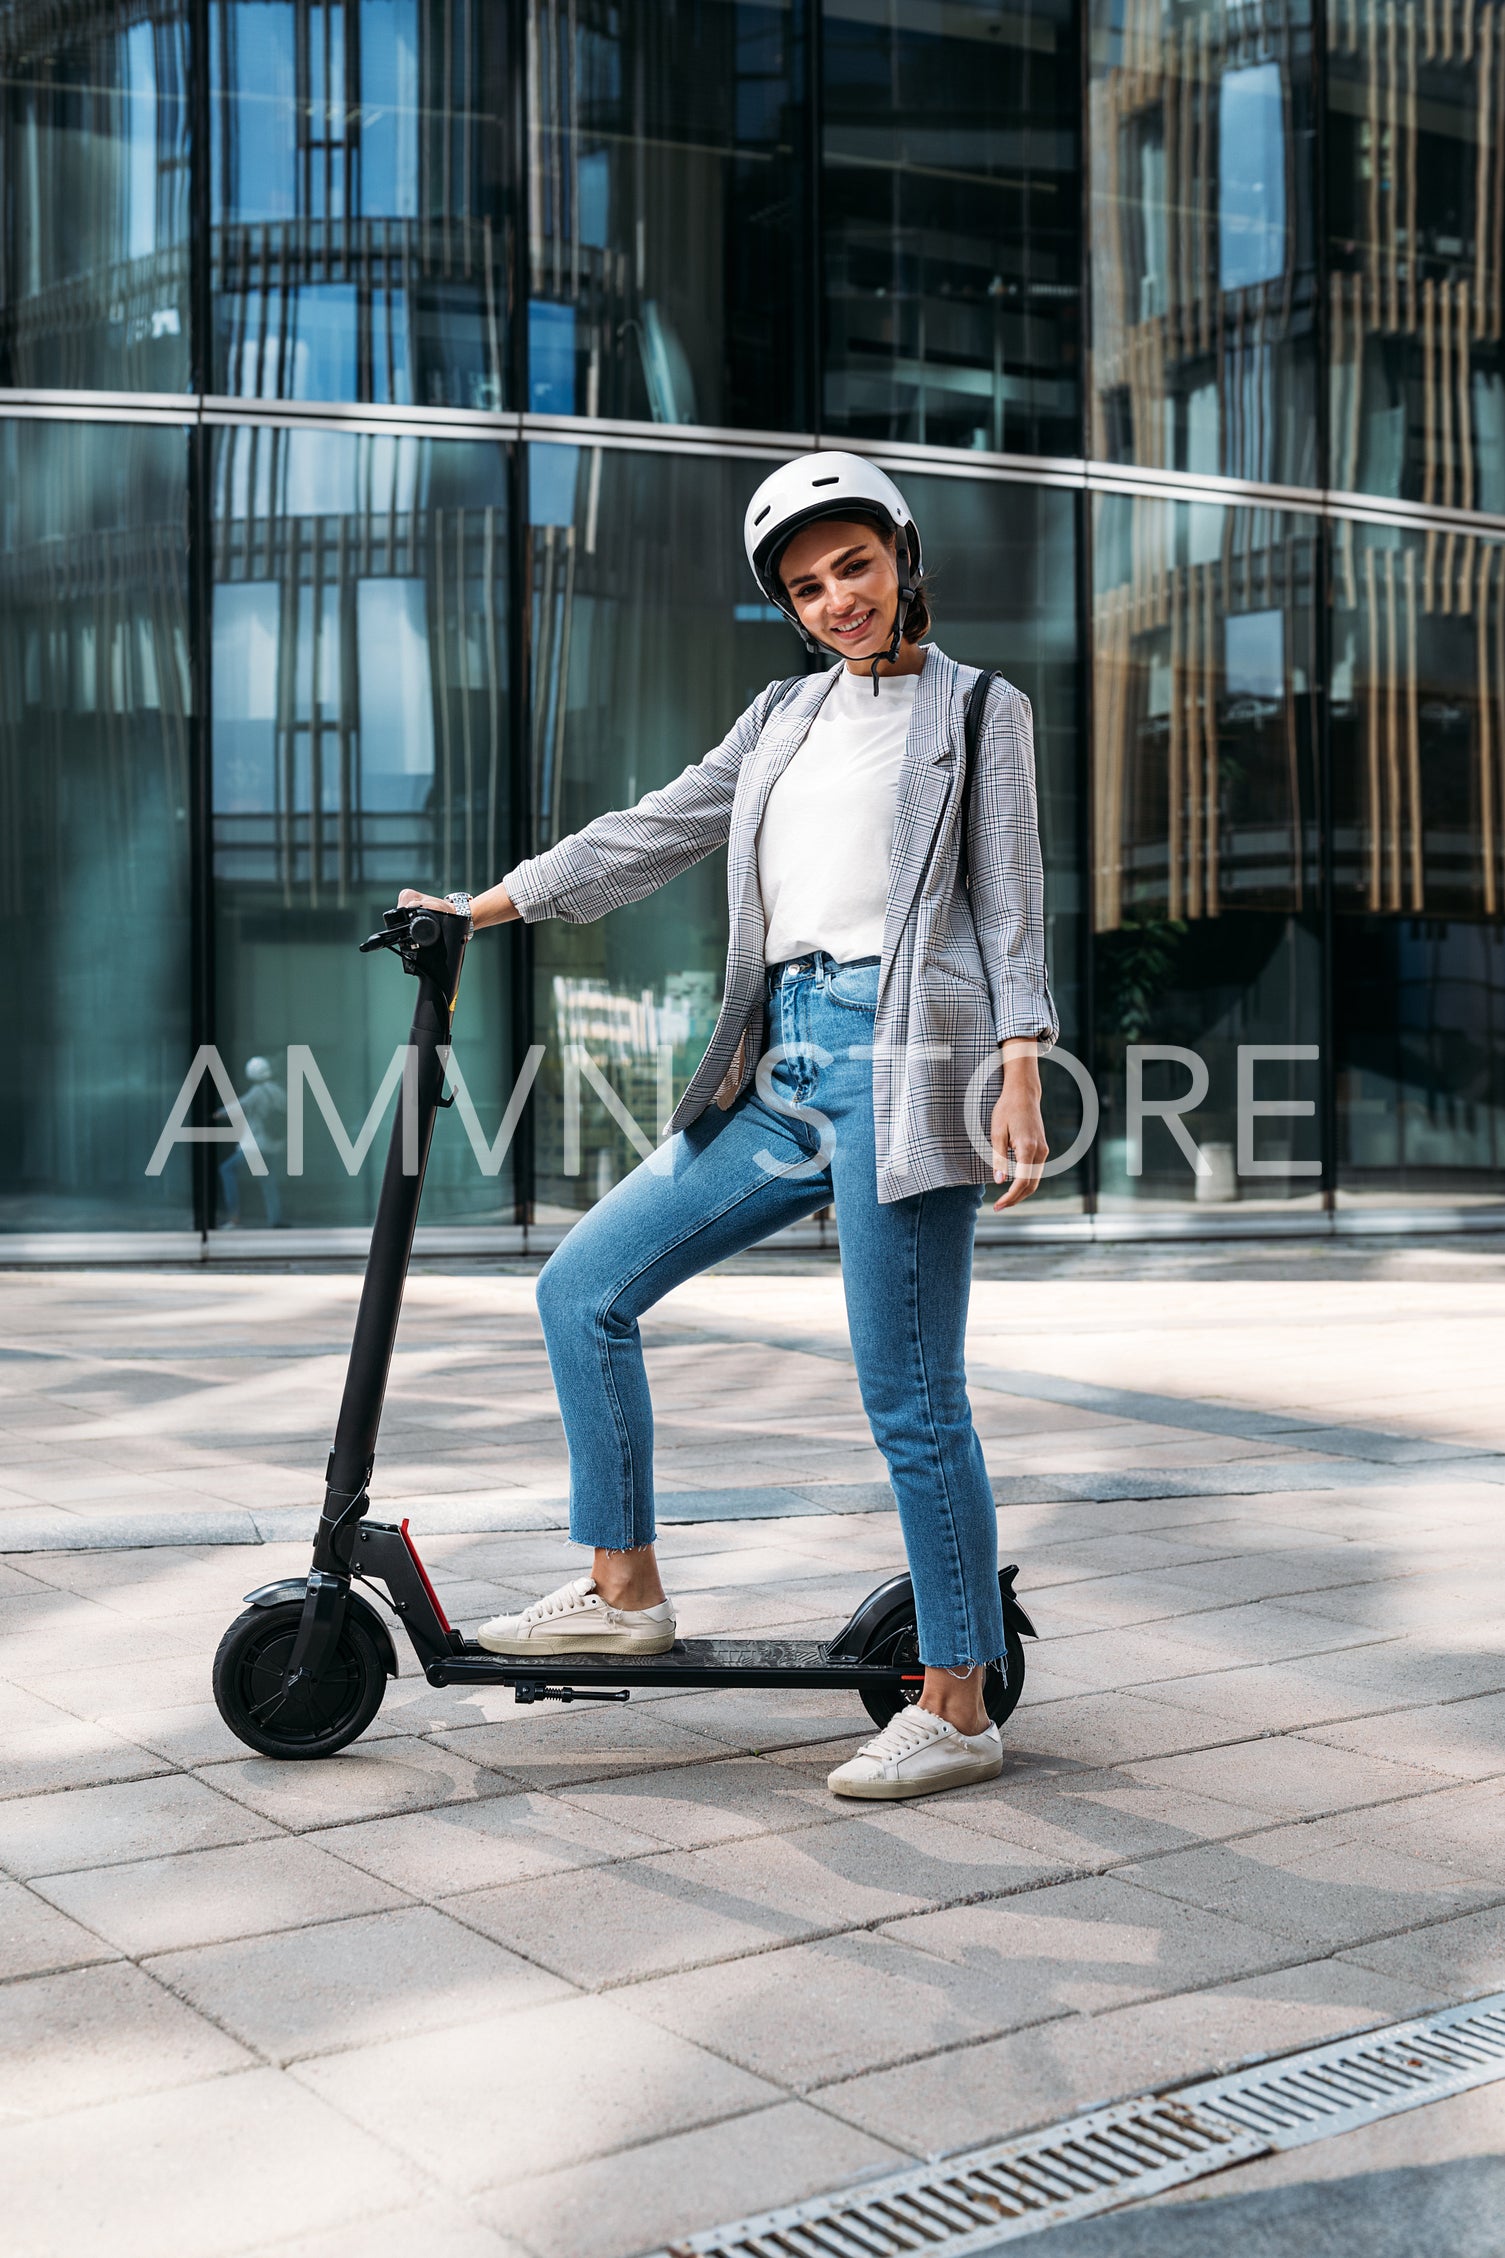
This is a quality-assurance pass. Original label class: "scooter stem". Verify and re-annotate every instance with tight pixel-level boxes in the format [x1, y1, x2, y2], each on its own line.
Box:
[313, 908, 469, 1574]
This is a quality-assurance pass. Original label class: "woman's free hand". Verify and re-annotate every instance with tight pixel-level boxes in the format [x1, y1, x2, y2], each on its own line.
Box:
[990, 1043, 1049, 1212]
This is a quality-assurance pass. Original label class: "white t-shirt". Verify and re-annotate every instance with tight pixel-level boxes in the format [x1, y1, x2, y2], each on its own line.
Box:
[757, 664, 919, 964]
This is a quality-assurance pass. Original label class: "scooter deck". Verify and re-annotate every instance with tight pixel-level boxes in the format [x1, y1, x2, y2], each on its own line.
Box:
[428, 1636, 915, 1694]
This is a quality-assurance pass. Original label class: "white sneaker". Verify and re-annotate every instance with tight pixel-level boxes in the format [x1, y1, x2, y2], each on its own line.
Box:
[827, 1705, 1003, 1800]
[474, 1575, 677, 1656]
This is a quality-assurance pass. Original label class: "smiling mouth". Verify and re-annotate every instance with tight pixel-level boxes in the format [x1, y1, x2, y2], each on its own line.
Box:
[830, 608, 876, 640]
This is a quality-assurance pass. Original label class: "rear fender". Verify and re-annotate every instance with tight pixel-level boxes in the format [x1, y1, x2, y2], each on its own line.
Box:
[827, 1566, 1036, 1662]
[243, 1579, 400, 1678]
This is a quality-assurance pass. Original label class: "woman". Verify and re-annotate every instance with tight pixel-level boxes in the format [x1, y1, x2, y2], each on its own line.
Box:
[401, 451, 1057, 1801]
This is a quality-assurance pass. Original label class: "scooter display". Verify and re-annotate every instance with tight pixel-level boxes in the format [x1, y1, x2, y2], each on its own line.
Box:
[211, 905, 1037, 1760]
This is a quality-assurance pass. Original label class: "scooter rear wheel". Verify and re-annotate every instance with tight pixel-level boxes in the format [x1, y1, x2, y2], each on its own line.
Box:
[213, 1601, 387, 1760]
[858, 1603, 1025, 1733]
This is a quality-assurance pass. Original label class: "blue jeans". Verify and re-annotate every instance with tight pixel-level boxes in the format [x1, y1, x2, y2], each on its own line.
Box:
[535, 951, 1005, 1669]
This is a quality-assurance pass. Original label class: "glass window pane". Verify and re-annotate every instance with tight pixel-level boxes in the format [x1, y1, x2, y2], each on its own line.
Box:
[525, 443, 798, 1218]
[1332, 519, 1505, 1208]
[210, 426, 516, 1228]
[0, 421, 192, 1230]
[1090, 0, 1318, 484]
[899, 473, 1085, 1209]
[0, 8, 191, 390]
[1328, 8, 1504, 508]
[212, 1, 515, 409]
[524, 443, 1082, 1220]
[823, 0, 1081, 457]
[526, 0, 809, 431]
[1092, 494, 1322, 1210]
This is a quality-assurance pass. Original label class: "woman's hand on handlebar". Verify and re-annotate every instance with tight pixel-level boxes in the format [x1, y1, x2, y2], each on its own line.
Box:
[396, 883, 520, 928]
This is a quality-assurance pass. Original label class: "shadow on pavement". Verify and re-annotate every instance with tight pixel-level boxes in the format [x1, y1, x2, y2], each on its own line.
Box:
[1014, 2152, 1505, 2256]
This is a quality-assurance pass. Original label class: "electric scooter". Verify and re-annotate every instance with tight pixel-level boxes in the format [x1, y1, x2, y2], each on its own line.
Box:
[211, 905, 1037, 1760]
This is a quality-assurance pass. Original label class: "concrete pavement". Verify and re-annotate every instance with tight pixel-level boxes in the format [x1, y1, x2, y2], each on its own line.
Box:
[0, 1241, 1503, 2255]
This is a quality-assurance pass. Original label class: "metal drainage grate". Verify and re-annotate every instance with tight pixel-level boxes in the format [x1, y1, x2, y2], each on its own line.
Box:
[658, 1989, 1505, 2257]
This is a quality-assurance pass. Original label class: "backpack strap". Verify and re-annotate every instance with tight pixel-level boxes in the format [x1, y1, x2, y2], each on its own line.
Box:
[764, 673, 809, 725]
[958, 669, 1003, 891]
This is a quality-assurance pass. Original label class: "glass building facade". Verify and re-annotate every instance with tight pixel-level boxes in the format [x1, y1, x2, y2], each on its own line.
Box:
[2, 0, 1502, 1244]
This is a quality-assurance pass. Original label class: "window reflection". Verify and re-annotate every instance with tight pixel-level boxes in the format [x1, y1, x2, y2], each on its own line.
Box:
[525, 442, 801, 1217]
[1332, 518, 1505, 1202]
[0, 8, 190, 389]
[211, 0, 514, 407]
[524, 445, 1083, 1219]
[1328, 3, 1505, 509]
[526, 0, 808, 431]
[210, 426, 517, 1226]
[1090, 0, 1318, 484]
[900, 472, 1085, 1209]
[1092, 493, 1322, 1207]
[0, 422, 191, 1228]
[822, 0, 1080, 457]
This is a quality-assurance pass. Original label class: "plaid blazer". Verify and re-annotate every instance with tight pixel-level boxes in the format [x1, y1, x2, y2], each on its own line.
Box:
[502, 646, 1058, 1203]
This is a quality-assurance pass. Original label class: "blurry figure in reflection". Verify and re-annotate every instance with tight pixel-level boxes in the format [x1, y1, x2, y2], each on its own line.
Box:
[216, 1056, 286, 1229]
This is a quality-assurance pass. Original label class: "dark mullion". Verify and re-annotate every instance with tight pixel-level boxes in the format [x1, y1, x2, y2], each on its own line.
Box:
[1311, 0, 1337, 1215]
[1077, 0, 1098, 1218]
[507, 0, 536, 1228]
[187, 0, 216, 1238]
[807, 0, 824, 441]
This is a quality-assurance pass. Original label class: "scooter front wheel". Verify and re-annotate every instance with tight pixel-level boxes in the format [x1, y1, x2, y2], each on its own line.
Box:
[213, 1601, 387, 1759]
[858, 1604, 1025, 1733]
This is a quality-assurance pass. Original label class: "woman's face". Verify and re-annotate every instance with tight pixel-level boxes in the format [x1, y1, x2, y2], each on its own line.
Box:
[778, 517, 899, 661]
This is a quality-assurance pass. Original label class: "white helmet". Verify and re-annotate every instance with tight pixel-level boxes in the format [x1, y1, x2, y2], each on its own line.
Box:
[245, 1056, 274, 1083]
[743, 451, 923, 664]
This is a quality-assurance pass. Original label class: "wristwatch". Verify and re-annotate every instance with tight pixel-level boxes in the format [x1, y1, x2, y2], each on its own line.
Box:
[445, 890, 474, 928]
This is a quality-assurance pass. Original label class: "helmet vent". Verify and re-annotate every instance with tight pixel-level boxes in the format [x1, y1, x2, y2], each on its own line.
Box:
[753, 505, 771, 524]
[811, 475, 839, 486]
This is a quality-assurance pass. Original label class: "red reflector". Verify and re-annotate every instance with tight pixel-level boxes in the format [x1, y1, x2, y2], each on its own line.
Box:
[400, 1518, 452, 1633]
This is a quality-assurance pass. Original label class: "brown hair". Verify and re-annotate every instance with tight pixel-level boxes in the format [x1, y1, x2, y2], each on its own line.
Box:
[901, 574, 932, 644]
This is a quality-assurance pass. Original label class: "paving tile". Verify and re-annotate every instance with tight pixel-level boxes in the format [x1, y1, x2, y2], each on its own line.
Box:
[482, 2100, 906, 2258]
[635, 1682, 874, 1754]
[0, 2067, 419, 2258]
[1128, 1734, 1450, 1820]
[1302, 1690, 1505, 1782]
[150, 1904, 573, 2063]
[926, 1763, 1275, 1867]
[1123, 1659, 1401, 1733]
[314, 1788, 661, 1899]
[450, 1805, 1061, 1988]
[243, 2206, 530, 2258]
[205, 1734, 515, 1829]
[1339, 1900, 1505, 1994]
[0, 1771, 277, 1879]
[817, 1958, 1440, 2154]
[1338, 1775, 1505, 1877]
[291, 1994, 780, 2192]
[0, 1873, 121, 1978]
[426, 1706, 729, 1791]
[1002, 1690, 1234, 1767]
[0, 1713, 166, 1799]
[550, 1752, 845, 1851]
[18, 1650, 219, 1722]
[1121, 1819, 1502, 1951]
[0, 1961, 252, 2118]
[31, 1835, 408, 1955]
[620, 1874, 1286, 2090]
